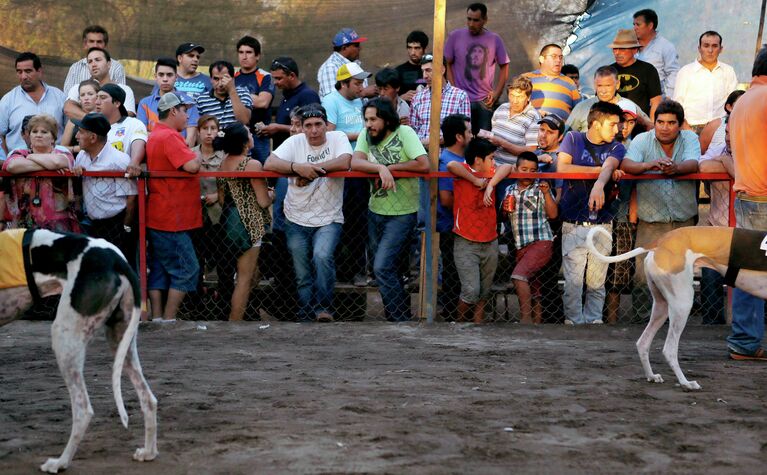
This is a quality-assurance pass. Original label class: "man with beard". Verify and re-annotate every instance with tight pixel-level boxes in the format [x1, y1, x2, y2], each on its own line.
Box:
[351, 98, 429, 322]
[444, 2, 509, 133]
[621, 99, 699, 323]
[395, 30, 429, 102]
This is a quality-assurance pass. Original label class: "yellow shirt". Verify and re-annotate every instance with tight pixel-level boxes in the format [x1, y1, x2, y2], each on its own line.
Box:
[0, 228, 27, 289]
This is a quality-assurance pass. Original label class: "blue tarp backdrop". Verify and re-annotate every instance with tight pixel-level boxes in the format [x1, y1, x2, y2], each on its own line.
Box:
[567, 0, 764, 94]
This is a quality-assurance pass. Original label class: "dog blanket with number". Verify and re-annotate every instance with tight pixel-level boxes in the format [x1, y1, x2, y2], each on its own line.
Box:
[724, 228, 767, 285]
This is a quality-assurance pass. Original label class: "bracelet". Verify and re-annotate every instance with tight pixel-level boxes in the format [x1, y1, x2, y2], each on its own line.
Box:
[290, 162, 295, 174]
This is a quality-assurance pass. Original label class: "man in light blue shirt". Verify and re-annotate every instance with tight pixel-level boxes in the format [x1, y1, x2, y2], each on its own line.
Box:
[634, 8, 680, 98]
[321, 62, 370, 288]
[0, 52, 66, 156]
[321, 63, 369, 147]
[621, 99, 699, 322]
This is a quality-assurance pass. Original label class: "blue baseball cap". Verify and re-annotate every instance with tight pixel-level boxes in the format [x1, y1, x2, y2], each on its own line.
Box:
[332, 28, 368, 47]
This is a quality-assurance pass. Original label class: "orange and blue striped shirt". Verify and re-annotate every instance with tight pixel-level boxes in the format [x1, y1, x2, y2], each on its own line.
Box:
[523, 70, 581, 120]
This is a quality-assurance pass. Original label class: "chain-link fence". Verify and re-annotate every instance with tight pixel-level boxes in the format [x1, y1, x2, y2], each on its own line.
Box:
[1, 169, 735, 324]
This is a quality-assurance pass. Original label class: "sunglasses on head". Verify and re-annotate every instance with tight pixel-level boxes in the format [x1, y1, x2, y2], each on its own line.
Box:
[271, 60, 295, 74]
[301, 109, 326, 120]
[420, 53, 434, 65]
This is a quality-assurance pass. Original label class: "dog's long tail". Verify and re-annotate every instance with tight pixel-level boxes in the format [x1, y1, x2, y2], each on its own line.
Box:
[586, 225, 650, 263]
[112, 256, 142, 429]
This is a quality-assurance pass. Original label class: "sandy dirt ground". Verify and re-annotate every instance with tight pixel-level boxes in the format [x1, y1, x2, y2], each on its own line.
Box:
[1, 321, 766, 474]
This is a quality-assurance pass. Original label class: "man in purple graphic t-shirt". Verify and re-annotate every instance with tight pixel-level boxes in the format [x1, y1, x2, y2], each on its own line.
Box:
[444, 2, 509, 134]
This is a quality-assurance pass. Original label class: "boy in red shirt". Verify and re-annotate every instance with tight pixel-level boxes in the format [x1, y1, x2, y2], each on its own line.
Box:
[447, 138, 498, 323]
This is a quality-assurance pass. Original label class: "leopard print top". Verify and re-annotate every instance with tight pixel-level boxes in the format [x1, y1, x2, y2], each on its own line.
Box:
[219, 157, 270, 245]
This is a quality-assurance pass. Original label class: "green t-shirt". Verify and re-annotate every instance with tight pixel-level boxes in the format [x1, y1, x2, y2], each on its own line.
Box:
[355, 125, 426, 216]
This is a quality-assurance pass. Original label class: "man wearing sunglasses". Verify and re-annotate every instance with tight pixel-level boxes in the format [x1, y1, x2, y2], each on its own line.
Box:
[261, 57, 320, 150]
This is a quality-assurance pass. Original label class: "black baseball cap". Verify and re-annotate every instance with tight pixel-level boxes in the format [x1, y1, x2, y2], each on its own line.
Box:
[176, 43, 205, 57]
[538, 114, 566, 135]
[72, 112, 111, 137]
[99, 83, 128, 117]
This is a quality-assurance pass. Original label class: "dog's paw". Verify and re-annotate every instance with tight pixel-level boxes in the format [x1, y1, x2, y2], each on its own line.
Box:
[646, 374, 664, 383]
[133, 447, 158, 462]
[681, 380, 701, 391]
[40, 457, 67, 473]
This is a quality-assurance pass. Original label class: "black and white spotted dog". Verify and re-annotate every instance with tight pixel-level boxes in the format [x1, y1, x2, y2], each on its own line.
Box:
[0, 228, 157, 473]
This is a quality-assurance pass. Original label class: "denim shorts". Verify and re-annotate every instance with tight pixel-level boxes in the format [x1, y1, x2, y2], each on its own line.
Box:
[148, 229, 200, 292]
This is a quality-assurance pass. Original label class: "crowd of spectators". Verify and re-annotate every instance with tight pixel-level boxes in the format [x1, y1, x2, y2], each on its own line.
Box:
[0, 3, 763, 354]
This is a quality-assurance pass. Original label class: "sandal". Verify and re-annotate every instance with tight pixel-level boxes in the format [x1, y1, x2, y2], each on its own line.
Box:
[729, 348, 767, 361]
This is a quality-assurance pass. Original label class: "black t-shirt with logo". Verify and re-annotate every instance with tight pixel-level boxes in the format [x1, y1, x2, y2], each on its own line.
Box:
[611, 59, 662, 116]
[395, 61, 423, 95]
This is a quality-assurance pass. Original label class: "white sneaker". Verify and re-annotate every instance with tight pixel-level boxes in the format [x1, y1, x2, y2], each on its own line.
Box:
[591, 319, 604, 325]
[564, 319, 575, 325]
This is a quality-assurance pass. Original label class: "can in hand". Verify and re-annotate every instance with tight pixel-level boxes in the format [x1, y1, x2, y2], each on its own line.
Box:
[502, 193, 515, 213]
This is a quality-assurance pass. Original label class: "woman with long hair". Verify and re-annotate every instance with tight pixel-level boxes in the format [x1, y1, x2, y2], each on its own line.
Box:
[213, 123, 272, 321]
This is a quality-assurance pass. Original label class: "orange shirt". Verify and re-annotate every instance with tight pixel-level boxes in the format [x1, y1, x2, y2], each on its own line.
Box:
[731, 76, 767, 197]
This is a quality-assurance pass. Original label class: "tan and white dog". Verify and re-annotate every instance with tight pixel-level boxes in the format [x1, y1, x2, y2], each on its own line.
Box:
[586, 225, 767, 391]
[0, 228, 157, 473]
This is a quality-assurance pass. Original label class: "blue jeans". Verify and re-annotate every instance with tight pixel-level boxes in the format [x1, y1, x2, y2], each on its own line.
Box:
[271, 177, 289, 232]
[250, 135, 271, 164]
[285, 221, 342, 321]
[369, 211, 417, 322]
[727, 199, 767, 354]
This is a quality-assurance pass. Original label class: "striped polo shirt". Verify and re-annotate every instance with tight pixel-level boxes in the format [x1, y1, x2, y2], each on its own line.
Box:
[524, 70, 581, 120]
[195, 86, 253, 130]
[490, 103, 541, 166]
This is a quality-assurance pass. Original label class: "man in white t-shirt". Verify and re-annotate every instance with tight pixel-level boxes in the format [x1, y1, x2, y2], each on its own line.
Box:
[264, 104, 353, 322]
[96, 84, 147, 174]
[64, 47, 136, 121]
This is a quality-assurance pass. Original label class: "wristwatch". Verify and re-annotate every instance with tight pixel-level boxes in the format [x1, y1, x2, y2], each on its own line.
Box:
[123, 225, 132, 233]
